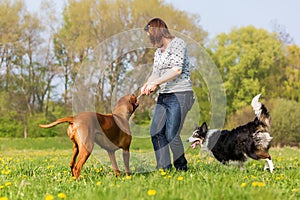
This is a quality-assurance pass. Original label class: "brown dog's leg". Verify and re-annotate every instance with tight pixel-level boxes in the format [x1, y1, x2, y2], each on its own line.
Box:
[123, 149, 130, 176]
[108, 151, 120, 176]
[68, 125, 79, 176]
[72, 147, 91, 179]
[70, 142, 79, 176]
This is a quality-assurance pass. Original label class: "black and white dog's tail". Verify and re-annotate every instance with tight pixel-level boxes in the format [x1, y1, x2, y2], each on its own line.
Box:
[251, 94, 272, 150]
[251, 94, 271, 130]
[251, 94, 263, 118]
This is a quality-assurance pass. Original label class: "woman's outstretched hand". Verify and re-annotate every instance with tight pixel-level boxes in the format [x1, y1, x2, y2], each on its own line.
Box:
[140, 82, 158, 95]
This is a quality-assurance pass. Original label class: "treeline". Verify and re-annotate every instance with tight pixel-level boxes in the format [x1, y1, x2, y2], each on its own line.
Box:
[0, 0, 299, 146]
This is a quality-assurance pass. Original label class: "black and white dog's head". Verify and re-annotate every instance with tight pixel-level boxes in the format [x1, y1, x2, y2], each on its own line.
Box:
[187, 122, 209, 149]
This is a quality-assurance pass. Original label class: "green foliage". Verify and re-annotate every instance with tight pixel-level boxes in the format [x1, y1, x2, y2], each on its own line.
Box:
[0, 92, 23, 137]
[0, 113, 24, 137]
[27, 112, 68, 138]
[283, 45, 300, 101]
[191, 70, 211, 125]
[132, 110, 151, 124]
[270, 98, 300, 146]
[226, 98, 300, 146]
[209, 26, 286, 114]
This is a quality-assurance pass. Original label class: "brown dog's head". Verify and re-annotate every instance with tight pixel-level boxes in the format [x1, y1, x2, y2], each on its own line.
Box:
[113, 94, 139, 118]
[112, 94, 139, 135]
[127, 94, 139, 115]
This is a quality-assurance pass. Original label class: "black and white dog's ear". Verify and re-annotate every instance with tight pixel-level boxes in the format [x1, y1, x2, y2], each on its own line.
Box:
[194, 124, 198, 130]
[201, 122, 208, 132]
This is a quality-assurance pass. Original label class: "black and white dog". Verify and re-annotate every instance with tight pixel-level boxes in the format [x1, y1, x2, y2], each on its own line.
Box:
[187, 94, 274, 172]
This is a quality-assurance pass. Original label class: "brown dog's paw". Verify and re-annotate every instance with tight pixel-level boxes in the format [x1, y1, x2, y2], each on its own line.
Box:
[114, 169, 121, 177]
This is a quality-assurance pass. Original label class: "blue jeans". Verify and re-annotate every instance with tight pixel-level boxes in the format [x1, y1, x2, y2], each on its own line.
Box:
[150, 91, 194, 170]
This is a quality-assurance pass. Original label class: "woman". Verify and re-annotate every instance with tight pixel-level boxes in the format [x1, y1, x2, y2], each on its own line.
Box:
[141, 18, 194, 171]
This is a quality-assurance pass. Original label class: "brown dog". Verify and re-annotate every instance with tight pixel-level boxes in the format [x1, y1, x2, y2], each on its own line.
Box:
[39, 94, 139, 179]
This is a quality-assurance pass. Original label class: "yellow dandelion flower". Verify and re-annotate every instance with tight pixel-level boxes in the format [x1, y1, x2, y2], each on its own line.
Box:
[147, 189, 156, 196]
[57, 192, 67, 199]
[126, 175, 131, 180]
[252, 182, 258, 187]
[96, 181, 102, 186]
[160, 171, 167, 176]
[168, 175, 172, 179]
[241, 183, 247, 188]
[252, 182, 265, 187]
[45, 194, 54, 200]
[1, 170, 11, 175]
[177, 176, 184, 181]
[158, 168, 164, 173]
[0, 197, 8, 200]
[4, 182, 11, 187]
[250, 175, 256, 179]
[276, 177, 281, 181]
[0, 186, 4, 189]
[292, 188, 298, 193]
[257, 182, 265, 187]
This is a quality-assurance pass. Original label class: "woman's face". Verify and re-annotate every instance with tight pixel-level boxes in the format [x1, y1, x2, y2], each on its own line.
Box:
[147, 28, 163, 48]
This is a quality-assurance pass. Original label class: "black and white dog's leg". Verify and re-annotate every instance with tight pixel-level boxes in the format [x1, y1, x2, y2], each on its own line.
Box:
[264, 158, 274, 173]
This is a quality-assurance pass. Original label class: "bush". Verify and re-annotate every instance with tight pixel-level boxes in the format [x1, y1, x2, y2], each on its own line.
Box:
[27, 113, 68, 137]
[0, 112, 24, 137]
[226, 98, 300, 147]
[270, 98, 300, 146]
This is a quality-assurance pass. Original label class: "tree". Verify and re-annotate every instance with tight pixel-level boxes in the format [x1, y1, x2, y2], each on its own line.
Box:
[0, 0, 23, 91]
[283, 44, 300, 101]
[0, 0, 208, 137]
[208, 26, 286, 114]
[0, 0, 62, 137]
[54, 0, 207, 113]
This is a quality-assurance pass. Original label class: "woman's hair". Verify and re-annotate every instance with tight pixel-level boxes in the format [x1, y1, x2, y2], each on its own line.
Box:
[144, 18, 174, 47]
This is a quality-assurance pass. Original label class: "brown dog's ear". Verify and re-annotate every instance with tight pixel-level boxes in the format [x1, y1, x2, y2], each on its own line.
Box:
[129, 94, 136, 103]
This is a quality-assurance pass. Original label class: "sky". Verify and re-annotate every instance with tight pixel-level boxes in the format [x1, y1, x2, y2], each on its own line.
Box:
[165, 0, 300, 45]
[26, 0, 300, 45]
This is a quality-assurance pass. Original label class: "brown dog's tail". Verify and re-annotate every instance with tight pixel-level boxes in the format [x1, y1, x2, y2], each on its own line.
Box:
[39, 117, 74, 128]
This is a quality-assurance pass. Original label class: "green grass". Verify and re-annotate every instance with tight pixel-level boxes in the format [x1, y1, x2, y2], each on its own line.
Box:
[0, 137, 299, 200]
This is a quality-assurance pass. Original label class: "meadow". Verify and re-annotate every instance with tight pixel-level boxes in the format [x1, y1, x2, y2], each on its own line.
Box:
[0, 137, 299, 200]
